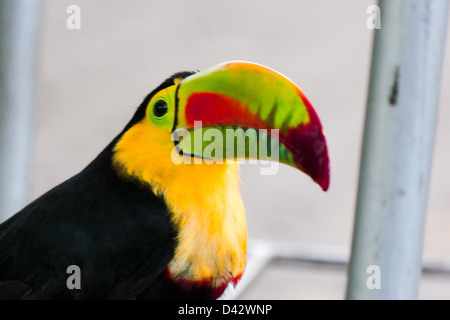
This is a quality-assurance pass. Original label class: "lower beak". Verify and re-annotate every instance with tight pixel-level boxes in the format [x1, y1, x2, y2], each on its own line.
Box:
[173, 61, 330, 191]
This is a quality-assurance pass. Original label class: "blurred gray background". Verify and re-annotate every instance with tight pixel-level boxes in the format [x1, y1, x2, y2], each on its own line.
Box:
[27, 0, 450, 299]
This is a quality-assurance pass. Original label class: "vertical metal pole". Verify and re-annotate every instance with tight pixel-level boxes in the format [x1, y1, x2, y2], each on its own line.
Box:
[347, 0, 448, 299]
[0, 0, 42, 222]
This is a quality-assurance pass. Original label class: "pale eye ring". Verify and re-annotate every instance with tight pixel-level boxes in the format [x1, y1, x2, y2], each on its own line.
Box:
[153, 99, 168, 118]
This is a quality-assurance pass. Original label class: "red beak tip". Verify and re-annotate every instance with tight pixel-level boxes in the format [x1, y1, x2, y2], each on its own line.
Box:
[314, 167, 330, 191]
[319, 179, 330, 192]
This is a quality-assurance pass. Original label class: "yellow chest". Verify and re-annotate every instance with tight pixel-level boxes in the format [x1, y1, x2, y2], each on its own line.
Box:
[164, 164, 247, 286]
[112, 121, 248, 287]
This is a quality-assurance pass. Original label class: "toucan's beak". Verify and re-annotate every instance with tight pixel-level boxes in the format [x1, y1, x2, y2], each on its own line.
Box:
[173, 61, 330, 191]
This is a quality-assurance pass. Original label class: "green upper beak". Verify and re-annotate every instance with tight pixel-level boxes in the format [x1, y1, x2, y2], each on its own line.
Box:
[173, 61, 330, 191]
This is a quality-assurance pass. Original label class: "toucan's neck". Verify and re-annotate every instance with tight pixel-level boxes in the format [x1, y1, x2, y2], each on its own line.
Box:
[162, 163, 247, 288]
[112, 120, 248, 290]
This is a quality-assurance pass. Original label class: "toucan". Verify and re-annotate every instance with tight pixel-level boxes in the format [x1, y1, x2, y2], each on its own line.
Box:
[0, 61, 329, 299]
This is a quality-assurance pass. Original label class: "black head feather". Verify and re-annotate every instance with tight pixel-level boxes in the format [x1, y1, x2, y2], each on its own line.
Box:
[121, 71, 197, 134]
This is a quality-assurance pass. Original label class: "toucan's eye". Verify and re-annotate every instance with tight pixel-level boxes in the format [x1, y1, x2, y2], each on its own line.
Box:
[153, 100, 168, 118]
